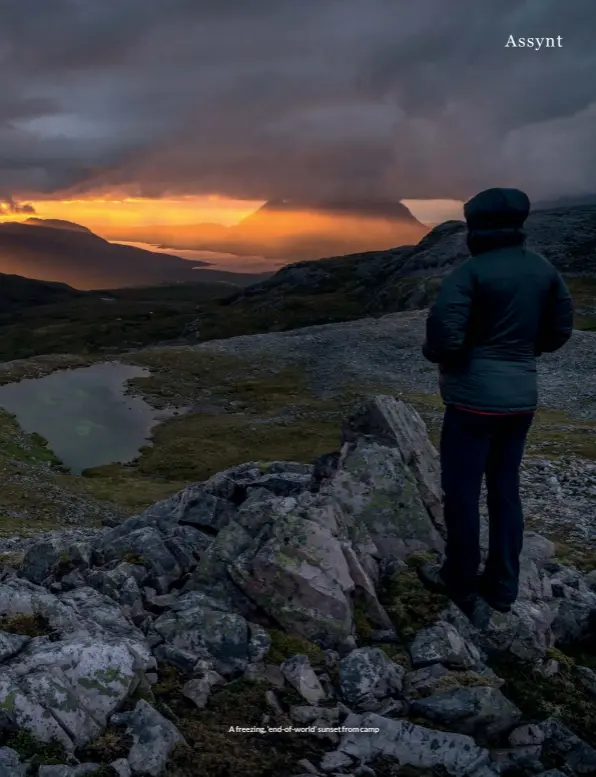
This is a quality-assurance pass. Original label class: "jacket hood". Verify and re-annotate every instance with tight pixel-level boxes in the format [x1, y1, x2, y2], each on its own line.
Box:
[464, 188, 530, 230]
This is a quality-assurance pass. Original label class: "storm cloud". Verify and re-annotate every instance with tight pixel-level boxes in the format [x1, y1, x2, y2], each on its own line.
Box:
[0, 0, 594, 204]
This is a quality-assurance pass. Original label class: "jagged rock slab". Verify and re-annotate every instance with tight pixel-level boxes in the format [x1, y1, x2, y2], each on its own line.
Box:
[0, 747, 26, 777]
[409, 621, 482, 669]
[341, 395, 445, 535]
[538, 716, 596, 775]
[121, 700, 185, 776]
[152, 593, 262, 677]
[281, 654, 326, 704]
[230, 507, 356, 647]
[339, 647, 404, 709]
[332, 711, 492, 775]
[323, 399, 444, 562]
[410, 686, 522, 739]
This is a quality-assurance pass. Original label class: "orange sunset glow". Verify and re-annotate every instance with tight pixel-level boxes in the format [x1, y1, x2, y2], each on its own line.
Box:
[0, 195, 266, 234]
[0, 195, 463, 238]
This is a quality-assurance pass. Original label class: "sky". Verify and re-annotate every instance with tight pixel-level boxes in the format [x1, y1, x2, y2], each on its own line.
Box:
[0, 0, 594, 230]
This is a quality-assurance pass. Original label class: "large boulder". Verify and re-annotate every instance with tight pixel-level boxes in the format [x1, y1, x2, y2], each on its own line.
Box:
[324, 396, 444, 563]
[152, 591, 265, 677]
[327, 711, 493, 775]
[338, 647, 405, 709]
[229, 502, 360, 647]
[410, 686, 522, 739]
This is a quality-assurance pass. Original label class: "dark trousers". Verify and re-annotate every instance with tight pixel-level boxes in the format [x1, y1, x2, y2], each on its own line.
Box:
[439, 405, 534, 605]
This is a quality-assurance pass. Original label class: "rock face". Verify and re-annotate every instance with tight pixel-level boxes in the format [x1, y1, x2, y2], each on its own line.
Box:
[2, 395, 595, 776]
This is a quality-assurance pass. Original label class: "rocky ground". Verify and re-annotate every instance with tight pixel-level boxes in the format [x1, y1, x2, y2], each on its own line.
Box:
[0, 396, 595, 776]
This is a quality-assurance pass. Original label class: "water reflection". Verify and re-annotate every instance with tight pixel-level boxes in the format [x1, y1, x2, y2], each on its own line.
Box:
[0, 362, 172, 473]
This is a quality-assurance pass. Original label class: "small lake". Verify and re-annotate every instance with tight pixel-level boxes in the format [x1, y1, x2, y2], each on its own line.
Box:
[0, 362, 174, 474]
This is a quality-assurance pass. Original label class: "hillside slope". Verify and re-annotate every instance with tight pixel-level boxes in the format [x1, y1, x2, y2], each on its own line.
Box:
[188, 204, 596, 341]
[0, 272, 87, 312]
[0, 219, 214, 289]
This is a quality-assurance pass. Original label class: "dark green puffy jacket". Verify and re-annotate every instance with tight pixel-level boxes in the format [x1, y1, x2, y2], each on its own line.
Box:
[422, 189, 574, 412]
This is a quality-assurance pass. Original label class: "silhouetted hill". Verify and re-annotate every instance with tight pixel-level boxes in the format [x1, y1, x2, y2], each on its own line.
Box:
[24, 218, 94, 233]
[0, 219, 216, 289]
[0, 272, 86, 312]
[535, 194, 596, 209]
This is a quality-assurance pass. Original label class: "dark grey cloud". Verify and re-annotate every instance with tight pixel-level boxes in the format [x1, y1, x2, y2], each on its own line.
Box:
[0, 0, 594, 206]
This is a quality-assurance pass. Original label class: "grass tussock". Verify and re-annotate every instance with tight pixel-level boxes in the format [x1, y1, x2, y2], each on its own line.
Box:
[378, 552, 447, 642]
[490, 650, 596, 749]
[0, 612, 54, 638]
[2, 729, 68, 768]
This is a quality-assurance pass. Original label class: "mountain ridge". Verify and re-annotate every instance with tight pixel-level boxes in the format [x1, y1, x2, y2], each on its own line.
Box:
[103, 198, 428, 261]
[0, 218, 216, 290]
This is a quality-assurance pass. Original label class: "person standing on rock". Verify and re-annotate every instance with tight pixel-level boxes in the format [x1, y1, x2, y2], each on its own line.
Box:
[418, 187, 573, 621]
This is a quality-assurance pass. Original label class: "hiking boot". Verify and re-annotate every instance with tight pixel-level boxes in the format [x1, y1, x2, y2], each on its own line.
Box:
[467, 597, 494, 630]
[418, 564, 483, 623]
[477, 575, 513, 613]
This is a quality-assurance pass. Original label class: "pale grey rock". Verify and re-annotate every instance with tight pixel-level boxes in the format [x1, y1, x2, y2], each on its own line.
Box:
[4, 636, 144, 745]
[339, 395, 445, 535]
[152, 644, 199, 674]
[125, 700, 185, 776]
[534, 658, 560, 678]
[0, 746, 26, 777]
[37, 766, 102, 776]
[489, 746, 543, 773]
[411, 686, 522, 739]
[265, 689, 284, 715]
[290, 705, 340, 726]
[281, 654, 326, 704]
[20, 536, 70, 584]
[153, 597, 253, 676]
[341, 544, 394, 632]
[520, 532, 556, 565]
[335, 712, 491, 775]
[0, 631, 30, 662]
[575, 664, 596, 697]
[319, 750, 355, 773]
[509, 722, 547, 748]
[442, 599, 555, 662]
[549, 575, 596, 644]
[409, 621, 482, 669]
[182, 670, 225, 709]
[295, 758, 320, 774]
[94, 526, 181, 594]
[262, 664, 285, 688]
[248, 622, 271, 662]
[111, 759, 133, 777]
[403, 664, 451, 698]
[324, 430, 443, 562]
[338, 647, 404, 709]
[230, 512, 356, 648]
[538, 716, 596, 775]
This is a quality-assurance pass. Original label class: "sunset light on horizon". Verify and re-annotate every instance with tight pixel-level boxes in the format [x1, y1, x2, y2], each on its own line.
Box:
[0, 195, 464, 238]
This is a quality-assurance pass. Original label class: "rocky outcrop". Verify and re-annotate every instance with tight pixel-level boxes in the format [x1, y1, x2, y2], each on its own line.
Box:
[1, 395, 595, 776]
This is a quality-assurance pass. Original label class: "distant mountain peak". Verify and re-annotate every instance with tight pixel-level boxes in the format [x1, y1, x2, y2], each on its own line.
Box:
[239, 198, 423, 225]
[24, 218, 93, 233]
